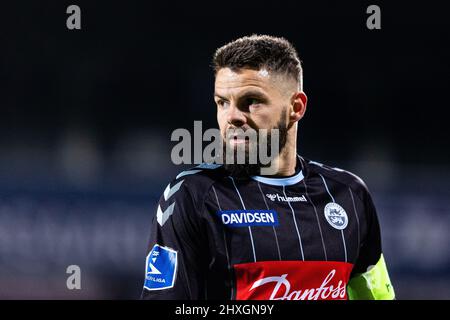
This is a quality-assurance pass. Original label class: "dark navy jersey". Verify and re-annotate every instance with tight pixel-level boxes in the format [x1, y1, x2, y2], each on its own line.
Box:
[141, 156, 395, 300]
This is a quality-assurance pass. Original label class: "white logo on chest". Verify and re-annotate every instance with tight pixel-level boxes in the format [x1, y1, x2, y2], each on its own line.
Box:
[265, 193, 307, 203]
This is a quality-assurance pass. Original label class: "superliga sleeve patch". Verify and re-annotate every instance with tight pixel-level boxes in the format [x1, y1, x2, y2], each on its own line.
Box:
[144, 244, 178, 290]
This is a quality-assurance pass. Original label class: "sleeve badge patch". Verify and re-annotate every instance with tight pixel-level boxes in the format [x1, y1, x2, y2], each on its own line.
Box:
[143, 244, 178, 290]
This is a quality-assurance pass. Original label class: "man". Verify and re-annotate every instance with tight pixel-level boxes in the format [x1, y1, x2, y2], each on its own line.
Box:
[141, 35, 395, 300]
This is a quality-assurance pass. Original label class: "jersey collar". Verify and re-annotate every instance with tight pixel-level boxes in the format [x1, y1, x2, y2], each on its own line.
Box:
[250, 169, 304, 186]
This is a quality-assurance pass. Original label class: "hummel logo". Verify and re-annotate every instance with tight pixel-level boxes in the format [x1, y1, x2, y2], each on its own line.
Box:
[265, 193, 307, 203]
[266, 194, 277, 201]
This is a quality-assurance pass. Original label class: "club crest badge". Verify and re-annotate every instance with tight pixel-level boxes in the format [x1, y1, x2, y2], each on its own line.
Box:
[324, 203, 348, 230]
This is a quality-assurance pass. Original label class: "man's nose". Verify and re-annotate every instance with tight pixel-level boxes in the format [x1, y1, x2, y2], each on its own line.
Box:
[227, 103, 246, 127]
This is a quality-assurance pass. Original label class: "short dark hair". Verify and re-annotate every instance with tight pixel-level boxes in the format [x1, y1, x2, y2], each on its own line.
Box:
[212, 34, 303, 90]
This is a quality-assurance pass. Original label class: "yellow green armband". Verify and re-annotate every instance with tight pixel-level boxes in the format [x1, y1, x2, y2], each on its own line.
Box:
[347, 254, 395, 300]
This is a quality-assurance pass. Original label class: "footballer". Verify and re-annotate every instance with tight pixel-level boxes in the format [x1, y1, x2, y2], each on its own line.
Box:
[140, 35, 395, 300]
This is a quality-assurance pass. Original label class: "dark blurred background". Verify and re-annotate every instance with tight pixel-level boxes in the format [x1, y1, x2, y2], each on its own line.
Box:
[0, 0, 449, 299]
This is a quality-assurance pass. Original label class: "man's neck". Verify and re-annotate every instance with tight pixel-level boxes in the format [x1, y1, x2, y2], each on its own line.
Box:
[259, 126, 298, 177]
[271, 153, 297, 177]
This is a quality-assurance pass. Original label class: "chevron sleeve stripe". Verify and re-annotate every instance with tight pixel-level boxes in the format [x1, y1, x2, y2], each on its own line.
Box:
[141, 176, 208, 300]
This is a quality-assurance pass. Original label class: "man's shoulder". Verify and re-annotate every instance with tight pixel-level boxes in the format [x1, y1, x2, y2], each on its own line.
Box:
[154, 164, 226, 225]
[161, 163, 227, 202]
[172, 163, 226, 184]
[304, 158, 371, 197]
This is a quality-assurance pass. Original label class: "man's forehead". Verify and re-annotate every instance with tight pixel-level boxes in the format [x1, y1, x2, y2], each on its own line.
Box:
[214, 68, 273, 92]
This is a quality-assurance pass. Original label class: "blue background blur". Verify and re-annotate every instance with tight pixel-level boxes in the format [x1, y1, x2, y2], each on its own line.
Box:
[0, 0, 449, 299]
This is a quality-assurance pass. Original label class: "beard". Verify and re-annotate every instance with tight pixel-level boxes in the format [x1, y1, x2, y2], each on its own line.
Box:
[222, 109, 288, 179]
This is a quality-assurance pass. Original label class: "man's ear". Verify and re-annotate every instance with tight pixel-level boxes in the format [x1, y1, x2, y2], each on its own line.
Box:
[289, 92, 307, 123]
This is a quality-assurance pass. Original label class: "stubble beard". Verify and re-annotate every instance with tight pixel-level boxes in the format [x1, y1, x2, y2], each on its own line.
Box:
[223, 109, 288, 179]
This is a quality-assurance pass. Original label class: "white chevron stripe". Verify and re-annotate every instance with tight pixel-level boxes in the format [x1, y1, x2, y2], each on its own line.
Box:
[163, 180, 184, 201]
[176, 169, 201, 179]
[157, 202, 176, 226]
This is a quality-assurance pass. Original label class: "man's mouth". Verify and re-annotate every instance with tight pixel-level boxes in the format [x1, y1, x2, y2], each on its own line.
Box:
[229, 135, 248, 145]
[230, 136, 248, 144]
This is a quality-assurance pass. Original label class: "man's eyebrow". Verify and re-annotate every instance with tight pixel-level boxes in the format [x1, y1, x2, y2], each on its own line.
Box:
[214, 90, 269, 100]
[213, 92, 228, 100]
[237, 90, 268, 99]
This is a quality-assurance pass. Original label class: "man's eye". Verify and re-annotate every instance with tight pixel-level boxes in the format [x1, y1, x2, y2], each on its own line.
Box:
[248, 98, 261, 106]
[217, 100, 229, 108]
